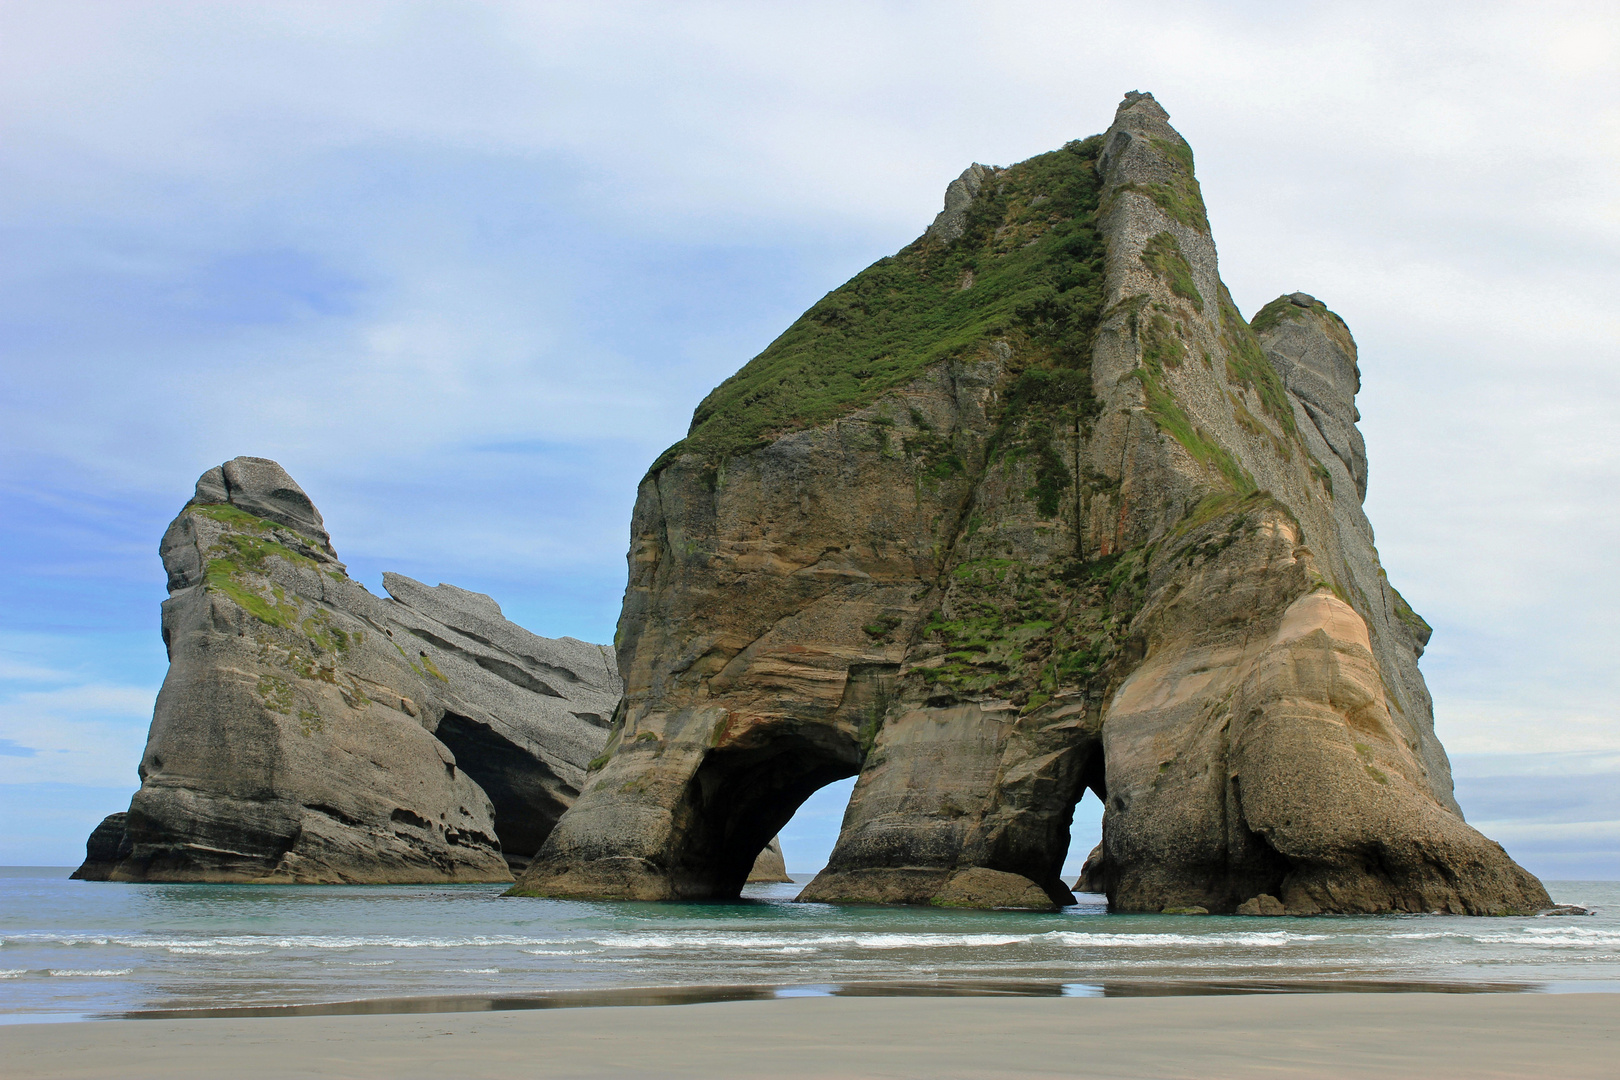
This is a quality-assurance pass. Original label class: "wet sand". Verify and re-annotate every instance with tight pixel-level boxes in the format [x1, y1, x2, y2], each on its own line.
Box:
[4, 992, 1615, 1079]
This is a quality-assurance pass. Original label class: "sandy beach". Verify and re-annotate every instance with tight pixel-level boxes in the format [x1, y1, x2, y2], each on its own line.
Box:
[4, 992, 1615, 1079]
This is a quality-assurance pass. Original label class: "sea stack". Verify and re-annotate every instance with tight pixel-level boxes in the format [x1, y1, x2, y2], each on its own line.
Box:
[510, 92, 1549, 915]
[73, 457, 619, 883]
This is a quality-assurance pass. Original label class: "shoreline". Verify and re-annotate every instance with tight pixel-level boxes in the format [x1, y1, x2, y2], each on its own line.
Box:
[75, 975, 1582, 1022]
[5, 992, 1616, 1079]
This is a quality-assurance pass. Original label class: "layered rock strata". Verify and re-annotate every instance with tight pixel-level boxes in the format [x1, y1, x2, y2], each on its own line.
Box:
[512, 92, 1547, 915]
[75, 457, 618, 883]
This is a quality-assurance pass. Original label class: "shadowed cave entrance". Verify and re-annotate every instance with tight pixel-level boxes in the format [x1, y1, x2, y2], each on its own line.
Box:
[668, 724, 864, 900]
[434, 712, 572, 872]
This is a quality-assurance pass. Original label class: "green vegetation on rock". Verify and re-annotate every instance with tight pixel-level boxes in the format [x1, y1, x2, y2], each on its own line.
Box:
[1218, 286, 1296, 436]
[1129, 300, 1256, 496]
[1139, 232, 1203, 312]
[1251, 294, 1359, 363]
[1389, 585, 1432, 641]
[918, 546, 1152, 703]
[1249, 295, 1309, 336]
[257, 674, 294, 715]
[191, 503, 273, 532]
[659, 136, 1110, 468]
[200, 528, 320, 630]
[1104, 137, 1209, 233]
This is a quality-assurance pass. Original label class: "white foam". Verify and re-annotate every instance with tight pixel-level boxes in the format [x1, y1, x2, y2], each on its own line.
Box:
[46, 969, 132, 977]
[584, 929, 1326, 952]
[1043, 930, 1323, 948]
[9, 933, 578, 951]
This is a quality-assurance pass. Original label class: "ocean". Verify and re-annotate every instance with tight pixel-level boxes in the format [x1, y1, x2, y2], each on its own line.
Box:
[1, 868, 1614, 1020]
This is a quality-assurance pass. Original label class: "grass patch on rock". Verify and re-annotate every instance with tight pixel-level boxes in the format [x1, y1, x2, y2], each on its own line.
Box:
[658, 135, 1109, 468]
[1139, 232, 1203, 312]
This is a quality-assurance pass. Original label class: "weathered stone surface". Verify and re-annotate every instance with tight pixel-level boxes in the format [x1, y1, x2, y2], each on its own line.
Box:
[69, 813, 129, 881]
[1234, 893, 1286, 916]
[747, 836, 791, 883]
[1073, 843, 1106, 894]
[1256, 293, 1368, 501]
[931, 867, 1058, 911]
[511, 92, 1546, 915]
[78, 458, 618, 883]
[377, 573, 619, 870]
[926, 163, 994, 243]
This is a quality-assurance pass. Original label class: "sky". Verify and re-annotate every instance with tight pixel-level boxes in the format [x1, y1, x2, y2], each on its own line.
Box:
[1, 1, 1616, 877]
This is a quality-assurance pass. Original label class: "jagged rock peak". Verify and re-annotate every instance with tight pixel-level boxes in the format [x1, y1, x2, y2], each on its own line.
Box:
[1098, 89, 1207, 234]
[925, 162, 999, 243]
[1254, 292, 1368, 501]
[191, 456, 335, 556]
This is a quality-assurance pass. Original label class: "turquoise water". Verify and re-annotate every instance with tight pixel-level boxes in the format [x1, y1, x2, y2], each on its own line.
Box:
[0, 868, 1614, 1019]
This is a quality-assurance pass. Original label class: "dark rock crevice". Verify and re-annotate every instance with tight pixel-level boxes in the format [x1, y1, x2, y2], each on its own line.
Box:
[433, 711, 574, 870]
[674, 730, 863, 899]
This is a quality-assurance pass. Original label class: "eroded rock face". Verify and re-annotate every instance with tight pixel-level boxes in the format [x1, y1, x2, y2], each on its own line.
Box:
[69, 812, 129, 881]
[747, 837, 792, 883]
[76, 458, 618, 883]
[513, 92, 1546, 914]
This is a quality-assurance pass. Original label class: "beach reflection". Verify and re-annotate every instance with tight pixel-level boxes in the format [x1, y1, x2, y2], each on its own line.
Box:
[1, 869, 1612, 1019]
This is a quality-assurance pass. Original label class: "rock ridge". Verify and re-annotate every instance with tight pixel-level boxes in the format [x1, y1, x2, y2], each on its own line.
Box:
[75, 458, 620, 883]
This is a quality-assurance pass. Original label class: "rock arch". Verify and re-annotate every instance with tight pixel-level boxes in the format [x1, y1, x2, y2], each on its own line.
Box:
[510, 92, 1548, 915]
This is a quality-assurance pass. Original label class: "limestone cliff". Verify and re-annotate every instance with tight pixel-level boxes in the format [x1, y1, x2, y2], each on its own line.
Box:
[512, 92, 1547, 915]
[74, 457, 618, 883]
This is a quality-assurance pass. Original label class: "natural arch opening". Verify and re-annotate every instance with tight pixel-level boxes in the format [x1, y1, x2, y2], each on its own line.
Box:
[1030, 738, 1107, 905]
[1065, 790, 1106, 894]
[668, 724, 862, 900]
[767, 775, 857, 885]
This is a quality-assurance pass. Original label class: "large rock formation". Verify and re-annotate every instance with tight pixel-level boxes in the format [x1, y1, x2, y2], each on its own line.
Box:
[511, 92, 1548, 915]
[74, 457, 619, 883]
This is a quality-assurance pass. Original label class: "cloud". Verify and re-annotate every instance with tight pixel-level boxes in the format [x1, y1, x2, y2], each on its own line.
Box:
[1, 0, 1617, 865]
[0, 651, 155, 786]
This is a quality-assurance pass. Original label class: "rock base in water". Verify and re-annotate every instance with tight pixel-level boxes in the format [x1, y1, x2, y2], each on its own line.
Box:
[77, 457, 619, 884]
[510, 92, 1547, 916]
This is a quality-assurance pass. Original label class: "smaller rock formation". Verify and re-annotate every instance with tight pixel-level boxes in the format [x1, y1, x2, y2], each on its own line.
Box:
[69, 812, 129, 881]
[1234, 894, 1286, 916]
[926, 164, 995, 243]
[77, 457, 619, 883]
[1253, 292, 1368, 501]
[1072, 843, 1105, 894]
[746, 837, 791, 883]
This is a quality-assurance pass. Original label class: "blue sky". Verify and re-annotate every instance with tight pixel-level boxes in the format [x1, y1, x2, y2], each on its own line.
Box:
[1, 1, 1616, 878]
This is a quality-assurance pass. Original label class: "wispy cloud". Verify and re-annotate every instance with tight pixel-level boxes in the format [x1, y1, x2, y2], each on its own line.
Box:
[0, 680, 154, 787]
[1, 0, 1616, 866]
